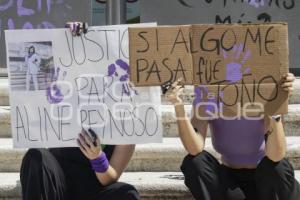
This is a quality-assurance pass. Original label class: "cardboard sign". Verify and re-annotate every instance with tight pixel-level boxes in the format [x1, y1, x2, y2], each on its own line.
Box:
[5, 23, 162, 148]
[129, 25, 194, 86]
[129, 23, 289, 117]
[191, 24, 289, 118]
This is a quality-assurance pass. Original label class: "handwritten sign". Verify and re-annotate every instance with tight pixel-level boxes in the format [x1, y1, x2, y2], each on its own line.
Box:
[5, 23, 162, 148]
[129, 25, 193, 86]
[129, 23, 289, 117]
[0, 0, 91, 68]
[140, 0, 300, 74]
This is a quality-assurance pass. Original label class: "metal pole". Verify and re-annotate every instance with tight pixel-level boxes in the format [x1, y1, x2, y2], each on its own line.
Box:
[106, 0, 126, 25]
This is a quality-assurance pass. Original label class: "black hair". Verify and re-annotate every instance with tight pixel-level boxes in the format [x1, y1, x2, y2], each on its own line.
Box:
[28, 46, 35, 54]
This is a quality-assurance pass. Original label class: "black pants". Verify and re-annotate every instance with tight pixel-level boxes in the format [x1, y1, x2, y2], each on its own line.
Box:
[20, 149, 140, 200]
[181, 151, 300, 200]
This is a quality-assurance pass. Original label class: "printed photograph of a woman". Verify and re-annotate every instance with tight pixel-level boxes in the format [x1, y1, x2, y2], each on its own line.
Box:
[26, 46, 41, 90]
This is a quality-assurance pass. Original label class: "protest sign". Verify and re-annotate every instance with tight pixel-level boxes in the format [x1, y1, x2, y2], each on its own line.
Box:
[129, 25, 193, 86]
[129, 23, 289, 117]
[5, 23, 162, 148]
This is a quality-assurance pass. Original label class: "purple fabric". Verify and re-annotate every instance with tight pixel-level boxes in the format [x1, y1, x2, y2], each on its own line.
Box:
[107, 59, 138, 96]
[90, 152, 109, 173]
[209, 118, 265, 166]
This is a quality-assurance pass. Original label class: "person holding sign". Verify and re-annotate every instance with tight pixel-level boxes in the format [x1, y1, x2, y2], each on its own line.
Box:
[25, 46, 41, 90]
[20, 23, 140, 200]
[165, 74, 300, 200]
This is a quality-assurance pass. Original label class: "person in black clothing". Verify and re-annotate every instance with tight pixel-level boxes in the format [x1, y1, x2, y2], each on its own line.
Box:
[165, 75, 300, 200]
[20, 23, 140, 200]
[21, 129, 139, 200]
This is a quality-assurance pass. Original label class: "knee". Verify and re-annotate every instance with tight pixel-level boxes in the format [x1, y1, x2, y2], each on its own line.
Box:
[119, 183, 140, 200]
[22, 149, 43, 165]
[181, 150, 217, 175]
[20, 149, 44, 181]
[274, 158, 294, 175]
[21, 149, 49, 171]
[258, 157, 294, 172]
[256, 157, 294, 181]
[256, 157, 300, 197]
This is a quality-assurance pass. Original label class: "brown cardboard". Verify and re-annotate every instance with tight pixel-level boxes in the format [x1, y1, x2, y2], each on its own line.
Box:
[129, 25, 194, 86]
[191, 24, 288, 85]
[129, 23, 289, 116]
[191, 23, 289, 117]
[193, 83, 288, 118]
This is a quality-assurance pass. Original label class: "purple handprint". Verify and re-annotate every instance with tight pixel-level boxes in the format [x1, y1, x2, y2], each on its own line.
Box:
[116, 59, 130, 82]
[222, 44, 251, 83]
[108, 64, 117, 76]
[47, 84, 64, 104]
[107, 59, 138, 96]
[17, 0, 35, 16]
[46, 67, 67, 104]
[193, 86, 208, 106]
[193, 86, 224, 114]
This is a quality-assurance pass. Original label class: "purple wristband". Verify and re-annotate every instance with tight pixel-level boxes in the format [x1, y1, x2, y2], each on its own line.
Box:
[90, 152, 109, 173]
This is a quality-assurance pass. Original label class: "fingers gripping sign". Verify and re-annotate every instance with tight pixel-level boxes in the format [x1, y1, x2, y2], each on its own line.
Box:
[77, 129, 110, 173]
[281, 73, 295, 94]
[164, 78, 185, 105]
[65, 22, 88, 36]
[77, 128, 102, 160]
